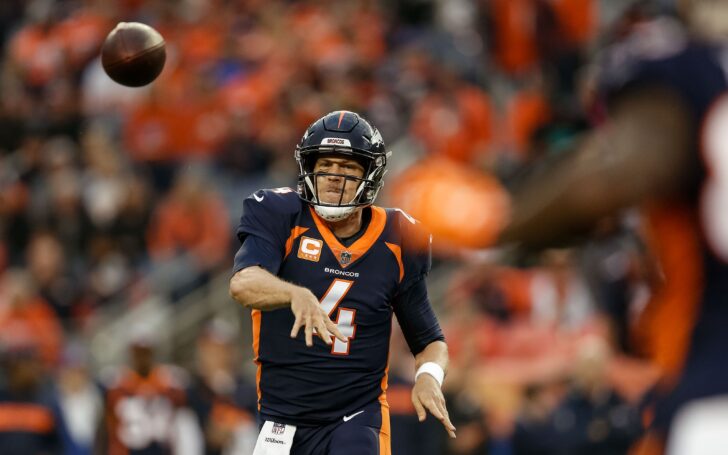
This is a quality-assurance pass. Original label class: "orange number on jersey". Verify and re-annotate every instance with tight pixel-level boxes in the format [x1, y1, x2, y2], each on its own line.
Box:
[319, 279, 356, 355]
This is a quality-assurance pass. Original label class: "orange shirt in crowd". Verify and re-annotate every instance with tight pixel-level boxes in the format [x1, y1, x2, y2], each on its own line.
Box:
[410, 86, 494, 163]
[505, 88, 551, 158]
[176, 21, 225, 68]
[220, 68, 281, 125]
[146, 192, 230, 269]
[0, 296, 64, 368]
[489, 0, 540, 75]
[9, 24, 67, 87]
[551, 0, 597, 46]
[56, 9, 110, 68]
[123, 99, 181, 162]
[289, 5, 351, 67]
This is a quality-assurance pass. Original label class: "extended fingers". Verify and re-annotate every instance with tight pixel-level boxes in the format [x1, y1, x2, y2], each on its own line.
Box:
[290, 315, 303, 338]
[423, 396, 445, 421]
[325, 318, 346, 342]
[418, 392, 456, 438]
[292, 304, 345, 347]
[412, 394, 426, 422]
[304, 314, 314, 347]
[315, 319, 334, 345]
[438, 403, 456, 438]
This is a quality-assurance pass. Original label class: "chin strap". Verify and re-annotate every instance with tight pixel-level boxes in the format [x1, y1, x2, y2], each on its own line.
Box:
[314, 205, 357, 221]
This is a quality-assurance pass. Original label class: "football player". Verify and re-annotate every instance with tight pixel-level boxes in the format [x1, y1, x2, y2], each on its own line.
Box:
[496, 1, 728, 453]
[97, 336, 203, 455]
[229, 111, 455, 454]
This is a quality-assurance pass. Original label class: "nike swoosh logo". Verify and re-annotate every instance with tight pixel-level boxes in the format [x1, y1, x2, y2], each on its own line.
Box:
[343, 410, 364, 422]
[253, 193, 264, 202]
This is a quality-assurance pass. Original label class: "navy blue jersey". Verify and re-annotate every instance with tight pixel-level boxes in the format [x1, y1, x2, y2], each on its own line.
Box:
[599, 17, 728, 434]
[233, 187, 443, 425]
[0, 387, 63, 455]
[598, 17, 727, 122]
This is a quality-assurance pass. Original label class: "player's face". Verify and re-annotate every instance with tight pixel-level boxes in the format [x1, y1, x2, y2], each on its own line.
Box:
[313, 156, 365, 205]
[130, 344, 155, 377]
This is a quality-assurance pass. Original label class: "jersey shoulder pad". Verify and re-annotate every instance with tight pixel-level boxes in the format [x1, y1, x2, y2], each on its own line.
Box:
[386, 207, 432, 251]
[237, 187, 303, 244]
[598, 16, 688, 98]
[386, 207, 432, 288]
[245, 187, 302, 216]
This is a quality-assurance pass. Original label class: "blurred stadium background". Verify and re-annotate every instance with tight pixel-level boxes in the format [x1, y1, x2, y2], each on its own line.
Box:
[0, 0, 693, 453]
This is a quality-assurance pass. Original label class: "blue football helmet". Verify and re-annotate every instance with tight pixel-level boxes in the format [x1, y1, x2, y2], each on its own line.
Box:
[295, 111, 389, 221]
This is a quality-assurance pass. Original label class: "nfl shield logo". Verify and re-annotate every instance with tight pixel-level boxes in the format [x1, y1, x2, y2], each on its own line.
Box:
[340, 251, 352, 265]
[272, 423, 285, 435]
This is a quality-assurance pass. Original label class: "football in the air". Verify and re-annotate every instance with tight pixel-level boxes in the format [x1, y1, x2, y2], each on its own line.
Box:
[101, 22, 166, 87]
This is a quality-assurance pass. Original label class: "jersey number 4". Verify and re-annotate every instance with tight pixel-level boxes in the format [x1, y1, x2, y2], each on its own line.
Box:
[319, 279, 356, 355]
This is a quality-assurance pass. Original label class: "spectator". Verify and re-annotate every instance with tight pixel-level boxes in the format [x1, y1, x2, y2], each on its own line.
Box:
[529, 249, 596, 332]
[187, 319, 258, 455]
[0, 269, 64, 368]
[409, 64, 495, 165]
[55, 342, 103, 455]
[513, 337, 641, 454]
[146, 166, 230, 300]
[0, 342, 66, 455]
[25, 230, 85, 326]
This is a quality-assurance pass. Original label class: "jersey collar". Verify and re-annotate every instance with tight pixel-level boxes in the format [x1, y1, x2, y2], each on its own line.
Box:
[309, 206, 386, 268]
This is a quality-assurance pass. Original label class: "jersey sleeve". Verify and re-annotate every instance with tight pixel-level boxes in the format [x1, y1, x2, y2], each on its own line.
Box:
[390, 209, 443, 354]
[233, 188, 300, 275]
[597, 18, 687, 101]
[393, 278, 445, 355]
[396, 210, 432, 294]
[596, 17, 724, 118]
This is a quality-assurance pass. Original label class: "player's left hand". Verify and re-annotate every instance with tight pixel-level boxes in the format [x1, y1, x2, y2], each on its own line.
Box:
[412, 374, 456, 438]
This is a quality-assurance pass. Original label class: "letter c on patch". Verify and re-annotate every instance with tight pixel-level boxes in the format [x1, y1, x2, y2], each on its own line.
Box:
[298, 237, 323, 262]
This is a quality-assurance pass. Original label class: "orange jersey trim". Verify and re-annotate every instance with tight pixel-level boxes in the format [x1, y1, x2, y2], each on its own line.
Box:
[309, 206, 387, 268]
[251, 309, 262, 410]
[284, 226, 309, 259]
[384, 242, 404, 283]
[0, 404, 54, 433]
[378, 358, 391, 455]
[636, 203, 704, 386]
[110, 367, 185, 400]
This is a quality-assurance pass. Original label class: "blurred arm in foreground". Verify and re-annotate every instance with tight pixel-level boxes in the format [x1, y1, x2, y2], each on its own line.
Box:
[499, 86, 693, 249]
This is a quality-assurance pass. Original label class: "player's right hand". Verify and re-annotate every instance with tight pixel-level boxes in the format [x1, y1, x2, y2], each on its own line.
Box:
[289, 288, 346, 347]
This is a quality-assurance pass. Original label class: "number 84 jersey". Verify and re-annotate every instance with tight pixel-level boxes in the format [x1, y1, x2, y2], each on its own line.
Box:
[234, 188, 436, 426]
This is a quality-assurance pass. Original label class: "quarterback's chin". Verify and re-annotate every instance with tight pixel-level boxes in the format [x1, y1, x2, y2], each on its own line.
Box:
[321, 189, 349, 200]
[319, 196, 343, 205]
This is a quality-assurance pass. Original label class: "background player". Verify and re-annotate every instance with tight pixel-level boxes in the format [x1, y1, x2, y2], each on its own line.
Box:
[488, 1, 728, 453]
[97, 333, 203, 455]
[229, 111, 455, 454]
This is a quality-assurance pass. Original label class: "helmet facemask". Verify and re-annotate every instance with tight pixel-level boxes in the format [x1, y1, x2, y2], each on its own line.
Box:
[294, 111, 389, 222]
[296, 147, 387, 222]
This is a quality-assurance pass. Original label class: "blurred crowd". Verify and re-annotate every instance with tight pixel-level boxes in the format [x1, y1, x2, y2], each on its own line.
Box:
[0, 0, 674, 453]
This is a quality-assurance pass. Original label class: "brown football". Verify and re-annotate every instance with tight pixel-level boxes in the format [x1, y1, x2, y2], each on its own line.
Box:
[101, 22, 166, 87]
